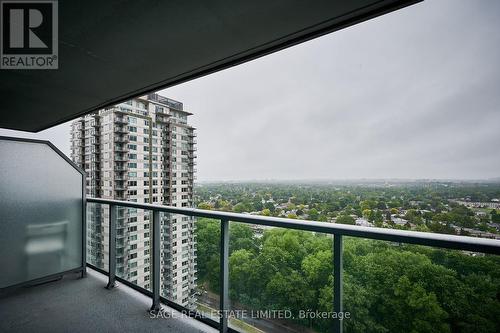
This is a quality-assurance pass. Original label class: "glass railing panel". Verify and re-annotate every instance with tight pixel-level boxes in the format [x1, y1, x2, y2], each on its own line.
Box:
[343, 237, 500, 333]
[86, 202, 108, 271]
[189, 217, 221, 323]
[228, 222, 335, 332]
[114, 206, 152, 291]
[0, 138, 84, 288]
[159, 213, 198, 311]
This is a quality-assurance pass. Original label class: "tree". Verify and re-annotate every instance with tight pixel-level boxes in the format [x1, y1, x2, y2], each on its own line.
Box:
[302, 250, 332, 291]
[336, 215, 355, 225]
[253, 200, 263, 211]
[233, 202, 248, 213]
[229, 249, 255, 300]
[491, 209, 500, 223]
[230, 223, 257, 254]
[308, 208, 319, 220]
[405, 209, 423, 225]
[197, 202, 212, 210]
[264, 202, 275, 212]
[195, 218, 220, 287]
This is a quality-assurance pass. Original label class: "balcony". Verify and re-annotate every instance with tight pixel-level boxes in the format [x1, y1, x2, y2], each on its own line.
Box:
[82, 197, 500, 333]
[114, 145, 129, 153]
[114, 126, 128, 134]
[115, 117, 128, 124]
[156, 115, 169, 123]
[114, 136, 128, 143]
[0, 269, 213, 333]
[2, 1, 500, 332]
[114, 154, 128, 162]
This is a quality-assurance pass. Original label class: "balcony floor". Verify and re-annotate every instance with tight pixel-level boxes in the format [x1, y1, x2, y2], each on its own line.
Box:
[0, 268, 214, 333]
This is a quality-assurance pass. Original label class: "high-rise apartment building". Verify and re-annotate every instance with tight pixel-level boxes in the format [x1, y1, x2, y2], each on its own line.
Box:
[70, 93, 197, 307]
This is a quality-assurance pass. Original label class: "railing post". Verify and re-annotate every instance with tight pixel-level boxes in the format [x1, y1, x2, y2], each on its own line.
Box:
[81, 193, 87, 278]
[333, 234, 343, 333]
[151, 209, 161, 312]
[106, 204, 116, 289]
[219, 218, 229, 333]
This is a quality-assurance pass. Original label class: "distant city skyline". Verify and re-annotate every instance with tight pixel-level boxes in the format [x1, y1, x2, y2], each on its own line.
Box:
[1, 0, 499, 181]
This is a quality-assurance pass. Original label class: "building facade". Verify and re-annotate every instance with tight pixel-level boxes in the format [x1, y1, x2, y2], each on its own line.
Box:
[71, 93, 197, 307]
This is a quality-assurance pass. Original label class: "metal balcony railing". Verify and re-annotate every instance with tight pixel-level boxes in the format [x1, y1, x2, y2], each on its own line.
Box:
[114, 116, 128, 124]
[114, 145, 128, 152]
[85, 197, 500, 333]
[114, 134, 129, 142]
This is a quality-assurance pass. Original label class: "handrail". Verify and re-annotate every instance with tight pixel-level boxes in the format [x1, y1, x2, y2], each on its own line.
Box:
[86, 197, 500, 333]
[87, 197, 500, 255]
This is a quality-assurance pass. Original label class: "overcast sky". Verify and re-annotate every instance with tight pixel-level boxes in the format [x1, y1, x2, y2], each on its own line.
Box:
[1, 0, 499, 181]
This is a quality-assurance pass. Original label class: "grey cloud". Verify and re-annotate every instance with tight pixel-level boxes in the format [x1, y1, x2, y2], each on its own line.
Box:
[1, 0, 499, 181]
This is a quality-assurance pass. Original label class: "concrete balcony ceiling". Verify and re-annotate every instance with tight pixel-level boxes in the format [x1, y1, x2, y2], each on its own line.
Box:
[0, 0, 419, 132]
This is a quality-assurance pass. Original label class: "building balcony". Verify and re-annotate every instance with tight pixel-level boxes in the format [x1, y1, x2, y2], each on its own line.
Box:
[0, 269, 213, 333]
[114, 193, 127, 200]
[114, 155, 128, 162]
[7, 0, 477, 329]
[156, 115, 169, 123]
[114, 126, 128, 134]
[114, 145, 129, 153]
[114, 136, 128, 143]
[114, 117, 128, 124]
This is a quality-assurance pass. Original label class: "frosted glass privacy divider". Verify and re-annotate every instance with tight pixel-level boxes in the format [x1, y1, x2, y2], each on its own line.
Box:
[0, 136, 85, 289]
